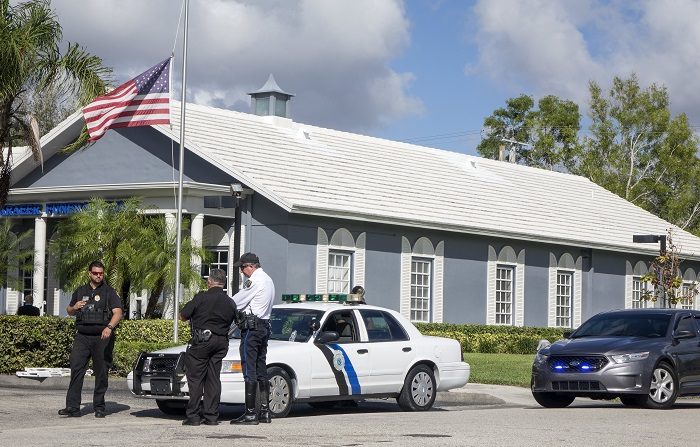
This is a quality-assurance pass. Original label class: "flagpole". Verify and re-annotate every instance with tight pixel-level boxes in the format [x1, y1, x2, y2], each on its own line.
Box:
[173, 0, 189, 342]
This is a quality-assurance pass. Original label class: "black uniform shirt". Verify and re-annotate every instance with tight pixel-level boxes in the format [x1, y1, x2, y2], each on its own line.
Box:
[70, 281, 121, 334]
[181, 286, 236, 336]
[17, 304, 40, 316]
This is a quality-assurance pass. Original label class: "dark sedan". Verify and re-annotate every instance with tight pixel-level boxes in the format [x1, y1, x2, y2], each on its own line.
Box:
[531, 309, 700, 409]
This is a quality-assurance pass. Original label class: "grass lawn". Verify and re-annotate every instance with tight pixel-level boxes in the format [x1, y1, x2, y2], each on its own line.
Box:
[463, 352, 534, 388]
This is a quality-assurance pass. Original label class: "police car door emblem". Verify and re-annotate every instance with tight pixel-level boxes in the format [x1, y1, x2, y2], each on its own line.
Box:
[332, 350, 345, 371]
[94, 295, 101, 302]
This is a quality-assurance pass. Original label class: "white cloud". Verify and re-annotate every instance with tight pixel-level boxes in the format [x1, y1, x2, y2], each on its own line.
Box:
[50, 0, 422, 131]
[469, 0, 700, 123]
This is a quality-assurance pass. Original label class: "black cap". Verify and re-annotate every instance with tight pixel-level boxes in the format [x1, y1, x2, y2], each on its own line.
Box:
[232, 252, 260, 267]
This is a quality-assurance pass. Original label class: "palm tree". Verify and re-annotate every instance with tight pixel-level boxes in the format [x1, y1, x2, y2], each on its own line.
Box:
[0, 218, 34, 290]
[139, 216, 209, 319]
[0, 0, 111, 206]
[51, 197, 208, 319]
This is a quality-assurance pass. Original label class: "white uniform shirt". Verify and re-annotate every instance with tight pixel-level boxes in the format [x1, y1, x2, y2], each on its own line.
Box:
[232, 267, 275, 319]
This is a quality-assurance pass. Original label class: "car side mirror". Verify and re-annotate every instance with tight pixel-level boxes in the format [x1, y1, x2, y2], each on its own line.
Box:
[315, 331, 339, 344]
[562, 331, 572, 339]
[674, 330, 696, 340]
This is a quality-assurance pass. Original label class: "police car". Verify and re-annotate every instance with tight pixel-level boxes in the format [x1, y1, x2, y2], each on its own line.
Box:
[127, 292, 470, 418]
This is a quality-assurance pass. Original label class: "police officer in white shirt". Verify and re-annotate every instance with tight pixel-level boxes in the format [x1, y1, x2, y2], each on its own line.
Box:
[230, 253, 275, 425]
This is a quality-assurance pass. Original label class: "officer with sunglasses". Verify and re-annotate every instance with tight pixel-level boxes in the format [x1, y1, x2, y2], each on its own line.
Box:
[230, 253, 275, 424]
[59, 260, 122, 418]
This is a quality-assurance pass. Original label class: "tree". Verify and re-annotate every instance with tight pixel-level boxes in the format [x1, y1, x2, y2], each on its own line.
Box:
[0, 219, 34, 290]
[640, 230, 698, 308]
[576, 75, 700, 234]
[0, 0, 110, 207]
[138, 216, 208, 319]
[477, 94, 581, 170]
[51, 198, 207, 319]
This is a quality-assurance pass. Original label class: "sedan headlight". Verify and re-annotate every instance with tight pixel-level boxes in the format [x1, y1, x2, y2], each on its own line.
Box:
[534, 352, 549, 363]
[611, 352, 649, 364]
[221, 360, 242, 373]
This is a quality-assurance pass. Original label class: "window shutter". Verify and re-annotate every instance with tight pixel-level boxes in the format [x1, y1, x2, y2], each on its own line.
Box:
[624, 261, 633, 309]
[400, 236, 411, 319]
[486, 246, 497, 325]
[316, 228, 329, 293]
[548, 254, 557, 327]
[354, 233, 366, 288]
[574, 256, 583, 327]
[433, 241, 444, 323]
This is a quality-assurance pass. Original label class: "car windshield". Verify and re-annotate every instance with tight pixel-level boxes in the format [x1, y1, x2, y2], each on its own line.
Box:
[572, 314, 671, 338]
[267, 308, 325, 342]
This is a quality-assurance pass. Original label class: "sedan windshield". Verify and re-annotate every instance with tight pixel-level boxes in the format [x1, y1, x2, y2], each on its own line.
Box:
[268, 308, 325, 342]
[572, 314, 671, 338]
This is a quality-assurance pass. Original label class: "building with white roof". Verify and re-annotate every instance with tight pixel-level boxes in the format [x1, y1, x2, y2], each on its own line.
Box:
[2, 76, 699, 327]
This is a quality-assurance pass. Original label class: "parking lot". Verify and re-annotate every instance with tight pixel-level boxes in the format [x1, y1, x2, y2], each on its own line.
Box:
[2, 378, 700, 447]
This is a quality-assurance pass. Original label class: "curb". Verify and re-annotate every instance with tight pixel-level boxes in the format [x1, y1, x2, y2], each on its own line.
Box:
[0, 374, 512, 406]
[0, 374, 95, 390]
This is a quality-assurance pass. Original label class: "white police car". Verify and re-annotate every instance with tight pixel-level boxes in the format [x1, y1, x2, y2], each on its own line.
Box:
[127, 293, 470, 418]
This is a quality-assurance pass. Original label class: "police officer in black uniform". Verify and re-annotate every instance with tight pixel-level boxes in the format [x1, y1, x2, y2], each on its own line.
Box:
[59, 260, 122, 418]
[230, 253, 275, 425]
[180, 268, 236, 426]
[17, 294, 40, 316]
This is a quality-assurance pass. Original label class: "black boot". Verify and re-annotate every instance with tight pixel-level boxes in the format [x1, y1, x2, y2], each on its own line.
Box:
[258, 380, 271, 423]
[231, 381, 259, 425]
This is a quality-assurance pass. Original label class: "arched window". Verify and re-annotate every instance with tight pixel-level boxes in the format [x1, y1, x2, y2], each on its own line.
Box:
[548, 252, 582, 328]
[315, 228, 366, 294]
[487, 245, 525, 326]
[625, 260, 651, 309]
[400, 236, 444, 323]
[680, 268, 698, 310]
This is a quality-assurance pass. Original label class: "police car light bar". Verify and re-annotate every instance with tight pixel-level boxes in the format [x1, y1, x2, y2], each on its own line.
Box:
[281, 293, 365, 304]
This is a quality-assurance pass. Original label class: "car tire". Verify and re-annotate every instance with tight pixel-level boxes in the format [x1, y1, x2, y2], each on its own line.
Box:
[531, 391, 575, 408]
[156, 399, 187, 415]
[397, 364, 436, 411]
[619, 395, 642, 407]
[308, 401, 339, 410]
[640, 362, 678, 409]
[267, 366, 293, 418]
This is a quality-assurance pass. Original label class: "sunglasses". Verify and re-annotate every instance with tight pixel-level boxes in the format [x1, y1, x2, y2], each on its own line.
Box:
[90, 271, 104, 276]
[239, 264, 254, 270]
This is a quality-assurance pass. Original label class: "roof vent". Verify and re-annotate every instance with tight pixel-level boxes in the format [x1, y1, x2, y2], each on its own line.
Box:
[248, 74, 294, 118]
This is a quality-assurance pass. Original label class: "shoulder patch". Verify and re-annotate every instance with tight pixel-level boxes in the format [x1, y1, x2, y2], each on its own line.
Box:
[243, 279, 252, 289]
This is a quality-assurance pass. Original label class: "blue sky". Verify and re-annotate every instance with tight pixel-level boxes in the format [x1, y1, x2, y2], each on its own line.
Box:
[48, 0, 700, 156]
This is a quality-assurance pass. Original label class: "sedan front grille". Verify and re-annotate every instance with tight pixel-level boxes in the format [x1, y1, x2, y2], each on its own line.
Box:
[147, 356, 178, 373]
[552, 380, 605, 391]
[548, 355, 608, 373]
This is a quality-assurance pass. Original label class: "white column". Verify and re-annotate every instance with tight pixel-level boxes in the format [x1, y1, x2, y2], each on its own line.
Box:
[191, 213, 204, 271]
[33, 215, 47, 315]
[163, 213, 178, 319]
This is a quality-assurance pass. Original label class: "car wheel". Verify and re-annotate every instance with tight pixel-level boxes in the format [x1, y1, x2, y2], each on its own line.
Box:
[397, 364, 436, 411]
[531, 391, 575, 408]
[530, 377, 575, 408]
[155, 399, 187, 415]
[619, 395, 642, 407]
[308, 401, 339, 410]
[267, 366, 293, 418]
[641, 362, 678, 409]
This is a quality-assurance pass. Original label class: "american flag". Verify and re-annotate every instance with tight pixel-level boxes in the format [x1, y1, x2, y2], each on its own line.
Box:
[82, 58, 171, 141]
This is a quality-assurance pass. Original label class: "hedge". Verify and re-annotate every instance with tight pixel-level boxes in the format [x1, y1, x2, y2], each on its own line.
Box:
[0, 316, 566, 375]
[415, 323, 566, 354]
[0, 315, 190, 375]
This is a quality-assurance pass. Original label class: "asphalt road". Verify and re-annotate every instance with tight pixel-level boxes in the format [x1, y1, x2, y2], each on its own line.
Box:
[2, 380, 700, 447]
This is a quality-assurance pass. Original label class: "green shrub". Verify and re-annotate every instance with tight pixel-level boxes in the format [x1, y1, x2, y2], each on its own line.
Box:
[111, 341, 182, 376]
[0, 315, 191, 375]
[415, 322, 566, 354]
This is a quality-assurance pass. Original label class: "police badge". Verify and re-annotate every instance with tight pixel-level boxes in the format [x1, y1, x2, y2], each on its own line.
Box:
[94, 295, 101, 302]
[332, 350, 345, 371]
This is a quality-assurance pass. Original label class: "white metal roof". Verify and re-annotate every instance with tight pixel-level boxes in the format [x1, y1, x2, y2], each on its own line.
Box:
[12, 102, 700, 259]
[163, 101, 700, 259]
